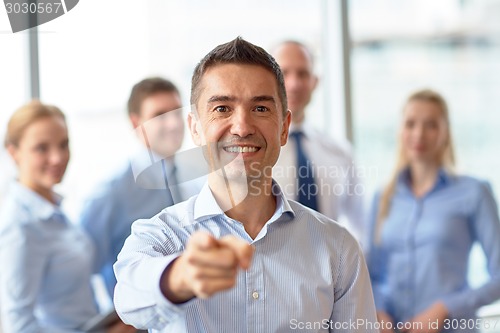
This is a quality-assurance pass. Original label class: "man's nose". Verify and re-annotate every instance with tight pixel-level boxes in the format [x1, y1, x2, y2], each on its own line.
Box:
[230, 109, 255, 138]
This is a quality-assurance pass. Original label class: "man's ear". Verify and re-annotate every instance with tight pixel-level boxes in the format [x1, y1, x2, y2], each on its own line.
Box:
[280, 110, 292, 146]
[187, 112, 202, 146]
[129, 113, 141, 129]
[312, 75, 319, 91]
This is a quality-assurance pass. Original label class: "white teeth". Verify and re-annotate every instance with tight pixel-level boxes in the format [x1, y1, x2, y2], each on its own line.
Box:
[225, 146, 258, 153]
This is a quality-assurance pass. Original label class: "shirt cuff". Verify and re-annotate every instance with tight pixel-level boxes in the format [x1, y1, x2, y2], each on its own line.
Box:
[442, 292, 474, 319]
[151, 254, 198, 322]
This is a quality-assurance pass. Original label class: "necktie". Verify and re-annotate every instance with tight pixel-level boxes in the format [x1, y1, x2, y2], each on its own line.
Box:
[169, 165, 183, 204]
[290, 131, 318, 211]
[160, 159, 175, 205]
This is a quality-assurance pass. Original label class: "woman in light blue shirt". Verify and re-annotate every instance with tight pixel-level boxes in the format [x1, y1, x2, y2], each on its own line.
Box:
[0, 101, 134, 333]
[367, 89, 500, 333]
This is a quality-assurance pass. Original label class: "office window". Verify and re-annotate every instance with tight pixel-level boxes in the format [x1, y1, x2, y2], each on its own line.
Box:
[0, 16, 30, 203]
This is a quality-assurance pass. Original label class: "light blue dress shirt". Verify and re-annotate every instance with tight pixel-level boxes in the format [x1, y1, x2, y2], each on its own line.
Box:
[0, 182, 98, 333]
[79, 150, 203, 298]
[367, 169, 500, 332]
[114, 182, 378, 333]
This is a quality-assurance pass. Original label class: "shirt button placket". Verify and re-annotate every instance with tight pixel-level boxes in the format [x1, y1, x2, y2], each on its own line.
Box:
[246, 247, 264, 333]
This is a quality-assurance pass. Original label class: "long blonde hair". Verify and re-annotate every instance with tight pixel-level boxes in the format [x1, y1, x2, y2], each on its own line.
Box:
[375, 89, 456, 242]
[4, 100, 66, 148]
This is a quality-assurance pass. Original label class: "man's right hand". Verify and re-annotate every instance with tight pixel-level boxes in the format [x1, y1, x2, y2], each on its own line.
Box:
[160, 231, 254, 303]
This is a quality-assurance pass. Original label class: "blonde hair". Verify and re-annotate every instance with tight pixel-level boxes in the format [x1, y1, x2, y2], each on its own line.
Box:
[375, 89, 456, 242]
[4, 100, 66, 148]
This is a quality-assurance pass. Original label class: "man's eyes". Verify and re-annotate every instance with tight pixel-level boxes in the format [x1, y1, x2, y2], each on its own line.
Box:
[211, 105, 270, 113]
[214, 106, 229, 112]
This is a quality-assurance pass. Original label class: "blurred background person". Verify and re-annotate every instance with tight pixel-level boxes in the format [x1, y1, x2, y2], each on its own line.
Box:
[78, 77, 203, 300]
[367, 89, 500, 333]
[0, 101, 134, 333]
[272, 40, 365, 241]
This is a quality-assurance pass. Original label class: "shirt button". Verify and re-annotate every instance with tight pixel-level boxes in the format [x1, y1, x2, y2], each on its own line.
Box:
[252, 291, 259, 300]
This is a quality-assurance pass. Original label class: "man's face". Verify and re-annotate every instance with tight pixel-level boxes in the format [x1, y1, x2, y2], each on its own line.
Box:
[273, 43, 317, 124]
[189, 63, 291, 181]
[131, 91, 184, 158]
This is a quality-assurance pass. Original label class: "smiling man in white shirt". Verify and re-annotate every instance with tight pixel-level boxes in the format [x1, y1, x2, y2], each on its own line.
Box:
[113, 37, 378, 333]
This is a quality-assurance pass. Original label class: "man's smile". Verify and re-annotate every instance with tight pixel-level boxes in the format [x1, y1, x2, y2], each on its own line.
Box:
[222, 145, 260, 153]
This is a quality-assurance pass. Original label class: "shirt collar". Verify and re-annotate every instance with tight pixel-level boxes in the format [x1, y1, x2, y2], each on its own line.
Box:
[10, 181, 63, 221]
[130, 147, 175, 181]
[193, 182, 225, 221]
[398, 167, 452, 192]
[289, 122, 312, 138]
[289, 123, 303, 134]
[267, 181, 295, 224]
[194, 180, 295, 223]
